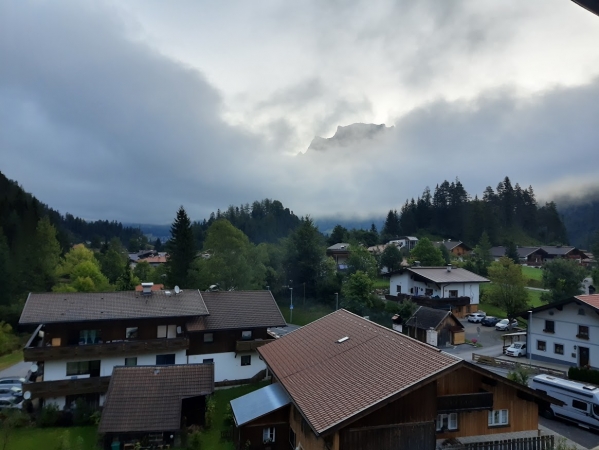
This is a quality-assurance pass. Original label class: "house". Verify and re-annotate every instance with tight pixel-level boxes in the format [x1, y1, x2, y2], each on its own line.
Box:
[98, 364, 214, 449]
[326, 243, 350, 269]
[390, 236, 419, 251]
[19, 284, 285, 408]
[541, 246, 585, 263]
[489, 246, 548, 266]
[383, 265, 490, 318]
[435, 240, 471, 258]
[520, 294, 599, 369]
[396, 306, 465, 347]
[231, 310, 558, 450]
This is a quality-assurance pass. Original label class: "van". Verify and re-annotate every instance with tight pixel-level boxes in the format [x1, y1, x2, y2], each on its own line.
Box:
[531, 374, 599, 429]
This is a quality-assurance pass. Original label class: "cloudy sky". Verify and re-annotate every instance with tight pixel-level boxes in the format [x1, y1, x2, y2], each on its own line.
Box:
[1, 0, 598, 224]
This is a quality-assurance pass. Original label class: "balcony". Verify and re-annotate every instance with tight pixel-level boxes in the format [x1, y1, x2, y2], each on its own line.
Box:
[23, 376, 111, 399]
[235, 339, 272, 354]
[23, 337, 189, 362]
[437, 392, 494, 413]
[386, 293, 471, 307]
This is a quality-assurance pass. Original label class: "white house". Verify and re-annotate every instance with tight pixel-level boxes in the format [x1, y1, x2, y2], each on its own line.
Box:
[522, 294, 599, 369]
[384, 266, 489, 318]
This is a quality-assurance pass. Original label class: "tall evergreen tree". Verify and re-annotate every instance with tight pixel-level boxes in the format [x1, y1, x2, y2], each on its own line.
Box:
[166, 206, 197, 288]
[381, 210, 401, 243]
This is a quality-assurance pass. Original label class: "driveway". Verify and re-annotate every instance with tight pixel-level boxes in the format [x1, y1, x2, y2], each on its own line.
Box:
[442, 318, 510, 359]
[0, 361, 32, 379]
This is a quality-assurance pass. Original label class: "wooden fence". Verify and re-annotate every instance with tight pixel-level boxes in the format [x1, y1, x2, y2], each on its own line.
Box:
[441, 435, 555, 450]
[472, 354, 567, 377]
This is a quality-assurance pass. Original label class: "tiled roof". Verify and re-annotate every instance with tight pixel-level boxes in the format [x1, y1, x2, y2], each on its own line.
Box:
[489, 246, 547, 258]
[98, 364, 214, 433]
[134, 284, 164, 292]
[434, 241, 471, 252]
[326, 243, 350, 252]
[407, 267, 489, 284]
[19, 290, 209, 324]
[405, 306, 462, 330]
[574, 294, 599, 310]
[541, 246, 577, 256]
[258, 310, 461, 435]
[186, 291, 286, 332]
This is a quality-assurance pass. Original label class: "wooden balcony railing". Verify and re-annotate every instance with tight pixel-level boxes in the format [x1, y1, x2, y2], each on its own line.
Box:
[23, 337, 189, 362]
[23, 376, 112, 399]
[235, 339, 271, 353]
[386, 293, 471, 307]
[437, 392, 494, 413]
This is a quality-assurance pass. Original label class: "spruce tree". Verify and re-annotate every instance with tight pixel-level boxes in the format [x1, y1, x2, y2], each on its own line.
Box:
[166, 206, 197, 288]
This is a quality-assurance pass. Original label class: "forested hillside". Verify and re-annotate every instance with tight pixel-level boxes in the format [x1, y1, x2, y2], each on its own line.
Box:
[558, 194, 599, 249]
[380, 176, 568, 247]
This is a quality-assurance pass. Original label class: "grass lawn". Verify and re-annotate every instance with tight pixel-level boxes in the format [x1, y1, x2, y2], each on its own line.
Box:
[0, 350, 23, 371]
[277, 301, 334, 326]
[200, 382, 269, 450]
[479, 284, 544, 319]
[4, 426, 98, 450]
[521, 266, 543, 282]
[373, 277, 389, 289]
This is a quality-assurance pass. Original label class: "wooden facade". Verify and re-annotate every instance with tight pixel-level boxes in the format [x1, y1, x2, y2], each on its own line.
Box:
[236, 405, 290, 450]
[188, 328, 273, 356]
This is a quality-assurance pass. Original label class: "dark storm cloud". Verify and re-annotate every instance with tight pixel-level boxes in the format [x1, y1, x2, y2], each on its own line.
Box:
[0, 1, 271, 223]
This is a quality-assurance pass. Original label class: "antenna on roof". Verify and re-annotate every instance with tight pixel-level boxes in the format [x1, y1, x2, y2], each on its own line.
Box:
[174, 285, 180, 295]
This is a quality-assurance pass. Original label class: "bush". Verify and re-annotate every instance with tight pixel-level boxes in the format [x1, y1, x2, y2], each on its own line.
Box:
[223, 403, 235, 428]
[187, 430, 202, 450]
[37, 403, 61, 427]
[204, 396, 216, 429]
[568, 366, 599, 385]
[72, 398, 97, 426]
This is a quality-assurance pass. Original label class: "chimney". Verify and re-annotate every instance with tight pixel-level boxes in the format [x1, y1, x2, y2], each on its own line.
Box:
[141, 282, 154, 296]
[447, 264, 452, 272]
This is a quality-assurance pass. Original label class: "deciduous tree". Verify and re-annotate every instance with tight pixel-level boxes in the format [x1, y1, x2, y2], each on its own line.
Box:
[341, 271, 376, 314]
[541, 258, 586, 303]
[409, 237, 445, 266]
[347, 243, 378, 278]
[486, 257, 529, 320]
[380, 245, 403, 272]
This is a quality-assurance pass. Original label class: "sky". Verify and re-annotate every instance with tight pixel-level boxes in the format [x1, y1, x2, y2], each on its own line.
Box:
[1, 0, 598, 224]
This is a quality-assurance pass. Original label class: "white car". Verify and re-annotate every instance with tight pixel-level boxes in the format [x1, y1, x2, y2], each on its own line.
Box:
[505, 342, 526, 357]
[495, 319, 518, 331]
[467, 312, 486, 323]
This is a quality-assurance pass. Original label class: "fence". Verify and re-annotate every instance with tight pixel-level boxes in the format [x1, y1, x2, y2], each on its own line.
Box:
[472, 354, 567, 377]
[441, 435, 555, 450]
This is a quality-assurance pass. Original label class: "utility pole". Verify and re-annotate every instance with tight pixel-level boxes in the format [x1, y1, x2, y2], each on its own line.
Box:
[335, 292, 339, 311]
[289, 286, 294, 323]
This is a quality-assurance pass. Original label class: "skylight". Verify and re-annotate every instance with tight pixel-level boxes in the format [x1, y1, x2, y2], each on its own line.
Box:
[336, 336, 349, 343]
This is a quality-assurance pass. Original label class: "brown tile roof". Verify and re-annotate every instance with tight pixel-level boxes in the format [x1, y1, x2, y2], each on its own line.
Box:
[575, 294, 599, 309]
[19, 290, 209, 324]
[98, 364, 214, 433]
[186, 291, 286, 332]
[258, 310, 461, 435]
[134, 284, 164, 292]
[142, 256, 168, 264]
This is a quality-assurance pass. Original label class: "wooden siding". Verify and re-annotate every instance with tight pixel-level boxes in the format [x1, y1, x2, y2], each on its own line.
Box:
[288, 405, 336, 450]
[237, 406, 290, 450]
[340, 422, 436, 450]
[23, 376, 111, 399]
[435, 367, 538, 439]
[188, 328, 272, 355]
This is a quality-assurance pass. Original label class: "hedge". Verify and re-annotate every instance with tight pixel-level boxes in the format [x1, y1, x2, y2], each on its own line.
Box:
[568, 366, 599, 385]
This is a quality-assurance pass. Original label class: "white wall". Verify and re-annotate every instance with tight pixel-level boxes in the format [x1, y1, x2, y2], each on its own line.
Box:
[528, 303, 599, 369]
[43, 350, 187, 381]
[45, 396, 66, 409]
[389, 273, 481, 304]
[188, 351, 266, 382]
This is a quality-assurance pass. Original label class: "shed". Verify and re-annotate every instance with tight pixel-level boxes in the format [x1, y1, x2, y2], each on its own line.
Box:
[402, 306, 465, 347]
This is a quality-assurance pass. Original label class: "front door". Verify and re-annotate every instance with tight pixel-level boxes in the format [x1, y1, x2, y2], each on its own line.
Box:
[579, 346, 590, 368]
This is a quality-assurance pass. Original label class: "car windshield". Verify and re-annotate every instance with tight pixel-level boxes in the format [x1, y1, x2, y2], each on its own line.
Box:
[512, 343, 523, 349]
[499, 319, 508, 324]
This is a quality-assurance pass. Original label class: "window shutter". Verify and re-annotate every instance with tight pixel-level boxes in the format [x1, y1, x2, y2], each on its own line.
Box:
[157, 325, 167, 338]
[448, 413, 458, 430]
[167, 324, 176, 338]
[487, 411, 493, 426]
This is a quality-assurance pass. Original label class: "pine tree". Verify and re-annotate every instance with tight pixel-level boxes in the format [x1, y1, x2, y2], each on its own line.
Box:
[166, 206, 197, 288]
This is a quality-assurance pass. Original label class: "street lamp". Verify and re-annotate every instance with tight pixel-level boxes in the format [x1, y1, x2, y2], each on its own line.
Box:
[289, 287, 294, 323]
[335, 292, 339, 311]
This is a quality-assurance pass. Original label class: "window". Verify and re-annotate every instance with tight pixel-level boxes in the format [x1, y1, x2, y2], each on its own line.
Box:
[436, 413, 458, 431]
[537, 340, 546, 351]
[289, 429, 296, 447]
[125, 357, 137, 366]
[572, 399, 588, 411]
[579, 308, 586, 316]
[396, 285, 401, 293]
[241, 330, 252, 340]
[544, 320, 555, 333]
[578, 326, 590, 339]
[157, 325, 176, 338]
[241, 355, 251, 366]
[156, 354, 175, 365]
[448, 290, 458, 298]
[203, 333, 214, 343]
[66, 360, 100, 376]
[554, 343, 564, 355]
[126, 327, 138, 339]
[203, 358, 214, 364]
[488, 409, 509, 426]
[425, 288, 433, 296]
[262, 427, 275, 443]
[79, 330, 101, 345]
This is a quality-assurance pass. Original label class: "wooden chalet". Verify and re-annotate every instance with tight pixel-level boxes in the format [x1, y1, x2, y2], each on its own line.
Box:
[230, 310, 560, 450]
[435, 240, 471, 258]
[395, 306, 465, 347]
[326, 243, 351, 270]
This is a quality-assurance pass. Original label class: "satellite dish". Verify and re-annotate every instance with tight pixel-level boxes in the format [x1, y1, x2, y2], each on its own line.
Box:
[174, 286, 180, 294]
[24, 391, 31, 400]
[31, 364, 38, 372]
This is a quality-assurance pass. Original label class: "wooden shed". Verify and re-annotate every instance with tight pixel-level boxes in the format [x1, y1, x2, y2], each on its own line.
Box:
[401, 306, 465, 347]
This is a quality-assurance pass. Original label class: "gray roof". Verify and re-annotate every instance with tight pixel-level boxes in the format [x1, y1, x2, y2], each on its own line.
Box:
[99, 364, 214, 433]
[186, 291, 286, 332]
[19, 290, 209, 324]
[231, 383, 291, 426]
[435, 241, 471, 251]
[541, 246, 577, 256]
[407, 267, 489, 284]
[405, 306, 463, 330]
[327, 243, 350, 252]
[489, 246, 547, 258]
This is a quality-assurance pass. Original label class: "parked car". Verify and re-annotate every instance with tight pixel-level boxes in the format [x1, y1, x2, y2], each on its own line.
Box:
[505, 342, 527, 357]
[0, 386, 22, 397]
[495, 319, 519, 331]
[0, 377, 25, 389]
[467, 312, 486, 323]
[0, 395, 23, 410]
[481, 316, 500, 327]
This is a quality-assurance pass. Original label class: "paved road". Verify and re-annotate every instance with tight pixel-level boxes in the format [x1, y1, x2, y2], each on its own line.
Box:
[526, 286, 550, 292]
[540, 418, 599, 449]
[0, 361, 31, 379]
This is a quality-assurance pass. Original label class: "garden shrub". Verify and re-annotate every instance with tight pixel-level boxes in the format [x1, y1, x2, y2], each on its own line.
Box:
[568, 366, 599, 385]
[37, 403, 61, 427]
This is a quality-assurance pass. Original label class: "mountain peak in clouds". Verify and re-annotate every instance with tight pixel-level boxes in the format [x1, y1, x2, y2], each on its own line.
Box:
[307, 123, 394, 152]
